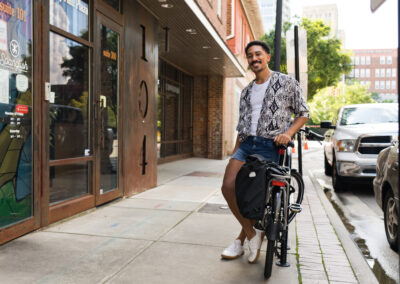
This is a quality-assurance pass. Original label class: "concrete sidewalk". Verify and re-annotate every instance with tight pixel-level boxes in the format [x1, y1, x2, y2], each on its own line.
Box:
[0, 157, 378, 283]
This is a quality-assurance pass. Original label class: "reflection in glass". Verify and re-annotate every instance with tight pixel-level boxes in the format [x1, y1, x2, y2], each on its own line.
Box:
[100, 25, 119, 193]
[50, 162, 90, 204]
[0, 0, 33, 228]
[49, 0, 89, 40]
[103, 0, 121, 12]
[49, 32, 89, 160]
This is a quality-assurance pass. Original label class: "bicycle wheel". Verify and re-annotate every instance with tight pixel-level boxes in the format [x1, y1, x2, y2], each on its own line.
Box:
[264, 239, 275, 278]
[288, 171, 304, 223]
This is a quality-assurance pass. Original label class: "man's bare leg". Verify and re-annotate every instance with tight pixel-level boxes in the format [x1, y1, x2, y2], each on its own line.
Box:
[221, 158, 256, 241]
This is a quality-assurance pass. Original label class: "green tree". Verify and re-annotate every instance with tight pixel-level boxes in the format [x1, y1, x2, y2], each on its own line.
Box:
[260, 18, 352, 101]
[308, 82, 375, 124]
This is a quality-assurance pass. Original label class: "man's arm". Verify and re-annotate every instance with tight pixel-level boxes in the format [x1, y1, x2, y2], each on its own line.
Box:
[274, 116, 308, 146]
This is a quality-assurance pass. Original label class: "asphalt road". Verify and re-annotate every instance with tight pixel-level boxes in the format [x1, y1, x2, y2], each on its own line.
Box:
[298, 141, 399, 284]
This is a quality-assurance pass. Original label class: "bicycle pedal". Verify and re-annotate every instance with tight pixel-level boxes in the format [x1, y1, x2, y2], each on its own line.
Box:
[289, 203, 302, 213]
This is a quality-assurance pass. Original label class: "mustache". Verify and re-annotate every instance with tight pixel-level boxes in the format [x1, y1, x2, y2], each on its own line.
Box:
[250, 60, 262, 66]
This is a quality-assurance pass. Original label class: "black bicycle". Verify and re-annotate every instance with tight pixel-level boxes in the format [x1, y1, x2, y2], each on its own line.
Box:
[256, 128, 324, 278]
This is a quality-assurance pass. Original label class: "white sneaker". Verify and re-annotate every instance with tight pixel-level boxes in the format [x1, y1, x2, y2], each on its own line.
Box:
[248, 229, 263, 263]
[221, 239, 244, 259]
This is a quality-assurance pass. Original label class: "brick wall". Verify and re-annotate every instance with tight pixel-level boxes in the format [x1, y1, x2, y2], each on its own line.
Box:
[193, 75, 226, 159]
[207, 76, 224, 159]
[195, 0, 227, 39]
[193, 76, 208, 157]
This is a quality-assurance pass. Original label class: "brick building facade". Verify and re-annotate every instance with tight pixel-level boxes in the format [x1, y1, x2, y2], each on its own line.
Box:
[0, 0, 263, 244]
[348, 49, 398, 102]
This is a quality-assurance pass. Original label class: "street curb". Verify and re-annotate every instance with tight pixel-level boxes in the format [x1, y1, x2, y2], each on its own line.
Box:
[307, 170, 379, 284]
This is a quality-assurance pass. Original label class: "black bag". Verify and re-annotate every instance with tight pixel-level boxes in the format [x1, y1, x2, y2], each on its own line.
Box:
[235, 154, 284, 220]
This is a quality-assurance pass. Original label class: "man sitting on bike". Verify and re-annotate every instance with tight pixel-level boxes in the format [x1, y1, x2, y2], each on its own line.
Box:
[221, 40, 309, 263]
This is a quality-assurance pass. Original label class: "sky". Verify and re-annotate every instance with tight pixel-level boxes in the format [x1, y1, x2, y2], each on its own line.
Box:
[289, 0, 398, 49]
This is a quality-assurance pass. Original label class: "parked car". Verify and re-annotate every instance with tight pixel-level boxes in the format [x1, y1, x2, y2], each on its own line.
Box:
[320, 103, 398, 190]
[373, 141, 399, 252]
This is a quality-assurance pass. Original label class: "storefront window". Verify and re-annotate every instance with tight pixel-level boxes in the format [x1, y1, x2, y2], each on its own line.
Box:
[0, 0, 33, 228]
[49, 0, 89, 40]
[158, 60, 193, 159]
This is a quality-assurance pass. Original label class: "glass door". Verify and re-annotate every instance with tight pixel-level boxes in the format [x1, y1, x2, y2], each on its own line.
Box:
[95, 14, 122, 205]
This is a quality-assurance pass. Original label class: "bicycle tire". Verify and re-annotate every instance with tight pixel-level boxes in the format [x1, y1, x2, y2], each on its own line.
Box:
[264, 239, 275, 278]
[288, 171, 304, 223]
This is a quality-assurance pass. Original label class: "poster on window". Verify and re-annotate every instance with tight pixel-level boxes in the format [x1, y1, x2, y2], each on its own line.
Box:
[0, 0, 33, 229]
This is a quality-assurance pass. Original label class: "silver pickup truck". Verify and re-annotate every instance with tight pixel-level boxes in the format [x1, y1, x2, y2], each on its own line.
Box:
[320, 103, 398, 190]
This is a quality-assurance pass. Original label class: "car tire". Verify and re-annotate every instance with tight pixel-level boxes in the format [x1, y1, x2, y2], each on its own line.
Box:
[332, 156, 346, 191]
[383, 189, 398, 252]
[324, 153, 332, 176]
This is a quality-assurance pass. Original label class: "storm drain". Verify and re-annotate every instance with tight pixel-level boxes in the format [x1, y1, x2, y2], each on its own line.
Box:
[198, 203, 231, 215]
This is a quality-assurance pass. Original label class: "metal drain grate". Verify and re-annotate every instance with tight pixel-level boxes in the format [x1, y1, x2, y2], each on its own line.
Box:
[198, 203, 231, 214]
[185, 171, 224, 178]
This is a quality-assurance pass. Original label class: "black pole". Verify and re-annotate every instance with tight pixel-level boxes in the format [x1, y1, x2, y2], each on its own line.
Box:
[294, 26, 303, 176]
[274, 0, 283, 71]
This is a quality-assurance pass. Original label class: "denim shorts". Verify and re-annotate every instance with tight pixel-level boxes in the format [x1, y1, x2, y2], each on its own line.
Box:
[232, 136, 279, 163]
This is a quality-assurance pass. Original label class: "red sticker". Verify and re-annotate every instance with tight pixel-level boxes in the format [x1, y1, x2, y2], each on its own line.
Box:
[16, 104, 28, 114]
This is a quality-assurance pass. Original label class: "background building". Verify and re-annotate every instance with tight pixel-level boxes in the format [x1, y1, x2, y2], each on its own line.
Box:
[258, 0, 291, 34]
[348, 49, 398, 102]
[302, 4, 345, 46]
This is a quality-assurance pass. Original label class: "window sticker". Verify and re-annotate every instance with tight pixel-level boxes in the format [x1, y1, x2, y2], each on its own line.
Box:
[16, 74, 28, 92]
[0, 19, 7, 52]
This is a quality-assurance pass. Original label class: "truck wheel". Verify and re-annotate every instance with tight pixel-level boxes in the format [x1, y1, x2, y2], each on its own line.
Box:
[332, 157, 346, 191]
[324, 153, 332, 176]
[384, 189, 398, 252]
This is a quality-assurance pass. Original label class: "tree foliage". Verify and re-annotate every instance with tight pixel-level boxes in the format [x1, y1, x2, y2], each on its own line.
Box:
[308, 82, 375, 124]
[260, 18, 352, 101]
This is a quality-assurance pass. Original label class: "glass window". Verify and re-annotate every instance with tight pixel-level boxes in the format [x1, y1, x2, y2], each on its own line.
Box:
[349, 69, 354, 77]
[103, 0, 121, 12]
[360, 69, 365, 77]
[355, 56, 360, 65]
[355, 69, 359, 78]
[375, 69, 380, 77]
[375, 81, 379, 90]
[366, 56, 371, 65]
[49, 32, 89, 160]
[387, 69, 391, 77]
[392, 81, 396, 90]
[0, 0, 33, 229]
[217, 0, 222, 17]
[49, 0, 89, 40]
[360, 81, 365, 85]
[50, 162, 90, 204]
[361, 56, 365, 65]
[366, 69, 370, 77]
[380, 68, 385, 77]
[350, 56, 354, 64]
[386, 81, 390, 90]
[380, 56, 385, 64]
[392, 68, 396, 77]
[380, 81, 385, 89]
[387, 56, 392, 64]
[340, 105, 398, 125]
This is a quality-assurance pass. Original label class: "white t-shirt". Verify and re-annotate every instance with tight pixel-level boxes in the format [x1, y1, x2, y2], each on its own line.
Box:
[250, 78, 271, 135]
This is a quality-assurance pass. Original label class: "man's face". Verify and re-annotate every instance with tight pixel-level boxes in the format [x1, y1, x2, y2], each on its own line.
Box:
[246, 45, 270, 74]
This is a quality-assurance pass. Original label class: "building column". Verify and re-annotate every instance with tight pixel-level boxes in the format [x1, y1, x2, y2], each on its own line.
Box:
[193, 76, 208, 157]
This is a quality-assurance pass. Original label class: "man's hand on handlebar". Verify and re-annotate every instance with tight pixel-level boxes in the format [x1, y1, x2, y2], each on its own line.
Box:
[274, 133, 291, 146]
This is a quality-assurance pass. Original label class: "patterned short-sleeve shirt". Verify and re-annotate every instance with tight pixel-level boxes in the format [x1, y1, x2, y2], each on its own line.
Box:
[236, 72, 310, 142]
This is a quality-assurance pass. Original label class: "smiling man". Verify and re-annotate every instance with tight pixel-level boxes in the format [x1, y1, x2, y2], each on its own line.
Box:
[220, 40, 309, 263]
